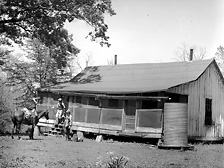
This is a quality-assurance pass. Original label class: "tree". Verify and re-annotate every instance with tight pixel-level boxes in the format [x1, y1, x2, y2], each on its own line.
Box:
[107, 57, 114, 65]
[0, 47, 11, 65]
[0, 0, 115, 68]
[174, 43, 206, 61]
[0, 77, 16, 134]
[75, 53, 94, 72]
[0, 0, 115, 107]
[215, 46, 224, 72]
[2, 39, 75, 107]
[85, 53, 94, 68]
[0, 0, 115, 46]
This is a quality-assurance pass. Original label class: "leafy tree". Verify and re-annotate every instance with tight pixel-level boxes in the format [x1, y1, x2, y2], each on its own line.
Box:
[0, 0, 115, 107]
[2, 39, 75, 107]
[3, 59, 38, 107]
[0, 0, 115, 46]
[0, 0, 115, 68]
[215, 46, 224, 72]
[0, 47, 11, 65]
[0, 78, 15, 134]
[174, 43, 206, 61]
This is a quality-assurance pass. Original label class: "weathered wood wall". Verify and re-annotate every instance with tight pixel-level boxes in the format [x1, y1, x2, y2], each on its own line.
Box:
[168, 62, 224, 138]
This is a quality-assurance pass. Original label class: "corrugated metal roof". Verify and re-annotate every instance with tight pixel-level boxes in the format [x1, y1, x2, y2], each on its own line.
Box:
[44, 59, 214, 94]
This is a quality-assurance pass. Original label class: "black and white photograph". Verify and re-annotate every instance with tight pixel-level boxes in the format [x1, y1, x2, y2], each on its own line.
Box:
[0, 0, 224, 167]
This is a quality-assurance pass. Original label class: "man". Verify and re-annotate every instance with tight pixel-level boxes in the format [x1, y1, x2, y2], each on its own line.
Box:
[24, 97, 40, 119]
[55, 98, 65, 124]
[31, 97, 40, 116]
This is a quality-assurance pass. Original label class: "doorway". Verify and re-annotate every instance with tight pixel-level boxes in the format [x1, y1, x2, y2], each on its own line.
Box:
[124, 100, 136, 131]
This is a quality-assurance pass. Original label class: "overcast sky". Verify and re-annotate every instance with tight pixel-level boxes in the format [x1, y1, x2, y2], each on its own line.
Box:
[65, 0, 224, 67]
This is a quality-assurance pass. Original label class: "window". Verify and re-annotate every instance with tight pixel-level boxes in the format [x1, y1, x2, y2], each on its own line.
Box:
[142, 100, 158, 109]
[89, 97, 99, 106]
[81, 96, 88, 105]
[76, 96, 81, 103]
[205, 98, 212, 126]
[42, 96, 48, 104]
[108, 99, 119, 108]
[69, 96, 75, 103]
[39, 97, 43, 104]
[71, 96, 75, 103]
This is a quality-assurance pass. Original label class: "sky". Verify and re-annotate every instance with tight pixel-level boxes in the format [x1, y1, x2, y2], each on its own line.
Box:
[65, 0, 224, 67]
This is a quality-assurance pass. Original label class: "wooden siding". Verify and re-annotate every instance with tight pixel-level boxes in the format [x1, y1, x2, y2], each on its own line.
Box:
[168, 62, 224, 138]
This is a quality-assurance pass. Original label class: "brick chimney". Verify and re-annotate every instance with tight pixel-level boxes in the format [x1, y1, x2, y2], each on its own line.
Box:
[190, 49, 193, 61]
[114, 55, 117, 65]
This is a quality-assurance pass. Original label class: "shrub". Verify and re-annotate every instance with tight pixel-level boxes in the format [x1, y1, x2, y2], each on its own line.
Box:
[0, 110, 12, 134]
[87, 152, 129, 168]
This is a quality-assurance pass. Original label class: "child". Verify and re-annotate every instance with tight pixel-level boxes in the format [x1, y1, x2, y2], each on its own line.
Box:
[64, 109, 72, 141]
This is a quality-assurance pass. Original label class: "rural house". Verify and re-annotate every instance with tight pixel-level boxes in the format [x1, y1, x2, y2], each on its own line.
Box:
[37, 58, 224, 141]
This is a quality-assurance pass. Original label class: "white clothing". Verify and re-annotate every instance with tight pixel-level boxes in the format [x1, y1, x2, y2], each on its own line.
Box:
[56, 109, 64, 118]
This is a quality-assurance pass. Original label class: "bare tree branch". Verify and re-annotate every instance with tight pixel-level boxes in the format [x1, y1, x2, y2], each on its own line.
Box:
[174, 43, 206, 61]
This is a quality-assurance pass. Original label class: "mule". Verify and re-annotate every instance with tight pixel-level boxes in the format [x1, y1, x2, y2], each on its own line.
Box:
[11, 108, 49, 140]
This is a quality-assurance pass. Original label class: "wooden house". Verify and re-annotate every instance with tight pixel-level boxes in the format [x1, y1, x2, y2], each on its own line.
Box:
[37, 59, 224, 141]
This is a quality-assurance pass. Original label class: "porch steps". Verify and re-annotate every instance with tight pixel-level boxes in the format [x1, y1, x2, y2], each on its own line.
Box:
[48, 123, 64, 136]
[125, 116, 135, 130]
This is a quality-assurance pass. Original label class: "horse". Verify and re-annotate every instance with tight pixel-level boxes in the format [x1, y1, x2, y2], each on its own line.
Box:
[11, 108, 49, 140]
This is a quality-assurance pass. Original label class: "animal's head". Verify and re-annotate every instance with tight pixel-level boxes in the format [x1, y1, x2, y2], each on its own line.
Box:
[44, 110, 49, 120]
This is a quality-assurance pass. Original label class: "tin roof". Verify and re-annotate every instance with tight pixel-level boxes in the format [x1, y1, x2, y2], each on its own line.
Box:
[43, 59, 215, 94]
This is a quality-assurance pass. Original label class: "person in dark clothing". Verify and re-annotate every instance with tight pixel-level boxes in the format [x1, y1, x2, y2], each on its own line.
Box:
[24, 97, 40, 118]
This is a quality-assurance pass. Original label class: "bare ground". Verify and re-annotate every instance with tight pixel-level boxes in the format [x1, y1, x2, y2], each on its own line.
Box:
[0, 134, 223, 168]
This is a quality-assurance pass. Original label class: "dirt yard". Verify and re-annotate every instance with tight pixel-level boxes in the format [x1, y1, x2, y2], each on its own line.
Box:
[0, 134, 223, 168]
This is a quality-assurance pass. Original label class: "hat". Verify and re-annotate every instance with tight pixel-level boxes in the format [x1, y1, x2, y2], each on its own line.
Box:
[58, 98, 62, 101]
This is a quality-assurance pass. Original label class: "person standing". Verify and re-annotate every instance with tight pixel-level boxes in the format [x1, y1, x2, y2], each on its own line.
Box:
[64, 109, 72, 141]
[55, 98, 65, 124]
[31, 97, 40, 116]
